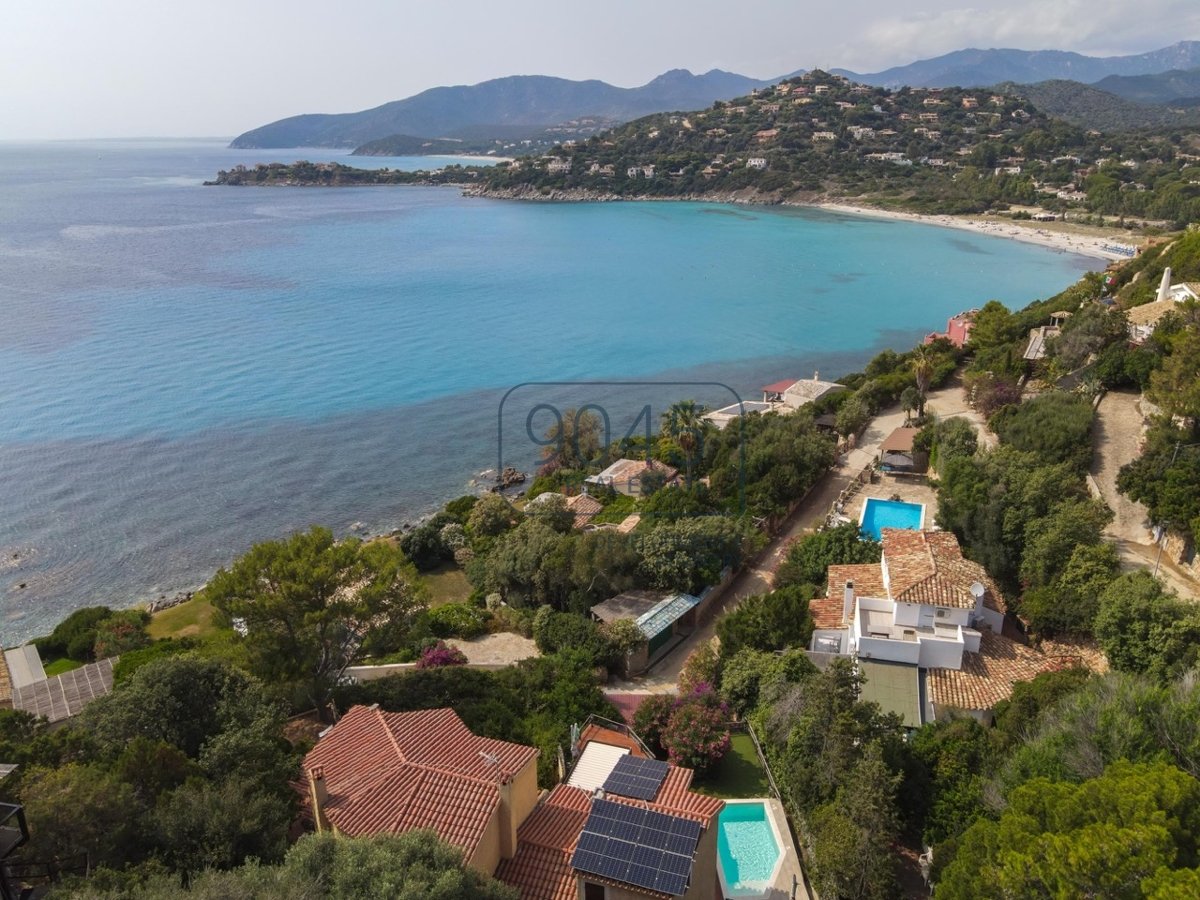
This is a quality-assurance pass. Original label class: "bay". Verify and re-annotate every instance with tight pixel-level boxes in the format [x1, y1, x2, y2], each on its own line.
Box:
[0, 140, 1095, 640]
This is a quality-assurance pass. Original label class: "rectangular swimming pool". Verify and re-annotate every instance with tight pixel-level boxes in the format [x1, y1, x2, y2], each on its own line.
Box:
[717, 800, 784, 898]
[860, 497, 925, 541]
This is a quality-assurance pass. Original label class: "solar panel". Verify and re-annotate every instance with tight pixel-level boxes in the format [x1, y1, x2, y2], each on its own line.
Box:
[602, 755, 670, 801]
[570, 799, 701, 897]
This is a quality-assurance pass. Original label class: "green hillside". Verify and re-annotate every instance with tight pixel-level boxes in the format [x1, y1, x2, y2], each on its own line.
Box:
[479, 71, 1200, 225]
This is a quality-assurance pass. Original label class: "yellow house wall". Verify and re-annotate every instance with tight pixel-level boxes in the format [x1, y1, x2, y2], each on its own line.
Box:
[502, 756, 541, 859]
[468, 808, 503, 875]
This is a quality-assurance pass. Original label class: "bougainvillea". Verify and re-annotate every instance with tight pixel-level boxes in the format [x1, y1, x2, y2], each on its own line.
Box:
[415, 640, 468, 669]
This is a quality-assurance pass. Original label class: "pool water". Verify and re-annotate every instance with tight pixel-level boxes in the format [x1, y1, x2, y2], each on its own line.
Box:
[860, 498, 925, 541]
[717, 802, 782, 897]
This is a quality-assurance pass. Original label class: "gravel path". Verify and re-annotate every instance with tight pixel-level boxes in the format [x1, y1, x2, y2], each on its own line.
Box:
[1092, 390, 1152, 544]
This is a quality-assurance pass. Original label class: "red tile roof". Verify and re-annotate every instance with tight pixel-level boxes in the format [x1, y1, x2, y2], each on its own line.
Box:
[927, 630, 1077, 711]
[578, 723, 651, 758]
[566, 493, 604, 529]
[882, 529, 1005, 612]
[761, 379, 799, 394]
[816, 563, 888, 629]
[302, 706, 538, 857]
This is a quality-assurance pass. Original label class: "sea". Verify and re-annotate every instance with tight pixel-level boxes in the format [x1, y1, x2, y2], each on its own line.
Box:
[0, 139, 1097, 641]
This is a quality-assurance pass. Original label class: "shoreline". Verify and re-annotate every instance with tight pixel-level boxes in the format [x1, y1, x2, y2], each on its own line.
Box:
[813, 202, 1130, 262]
[466, 185, 1132, 262]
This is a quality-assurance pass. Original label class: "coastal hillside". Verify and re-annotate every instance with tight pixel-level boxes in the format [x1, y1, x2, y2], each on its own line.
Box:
[477, 71, 1200, 225]
[228, 69, 790, 150]
[834, 40, 1200, 89]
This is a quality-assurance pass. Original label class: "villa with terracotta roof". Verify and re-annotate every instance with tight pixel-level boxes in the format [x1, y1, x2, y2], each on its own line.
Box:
[586, 459, 678, 498]
[497, 723, 723, 900]
[301, 706, 540, 874]
[761, 373, 847, 410]
[806, 529, 1075, 722]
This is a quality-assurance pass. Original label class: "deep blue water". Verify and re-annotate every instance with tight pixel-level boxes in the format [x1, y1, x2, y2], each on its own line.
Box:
[0, 140, 1096, 640]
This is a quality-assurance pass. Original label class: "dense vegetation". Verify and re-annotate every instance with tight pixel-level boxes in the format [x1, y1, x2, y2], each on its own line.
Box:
[480, 71, 1200, 225]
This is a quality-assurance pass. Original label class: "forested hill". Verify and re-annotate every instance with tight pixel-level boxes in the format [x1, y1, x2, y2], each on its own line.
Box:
[1003, 80, 1200, 131]
[477, 71, 1200, 225]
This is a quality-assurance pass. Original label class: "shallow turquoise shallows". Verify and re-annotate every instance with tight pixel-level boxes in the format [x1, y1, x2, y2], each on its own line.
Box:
[717, 801, 782, 897]
[0, 140, 1096, 639]
[860, 498, 926, 541]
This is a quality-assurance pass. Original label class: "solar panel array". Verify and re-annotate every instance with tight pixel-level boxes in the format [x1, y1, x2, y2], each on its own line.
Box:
[570, 798, 701, 896]
[602, 754, 670, 801]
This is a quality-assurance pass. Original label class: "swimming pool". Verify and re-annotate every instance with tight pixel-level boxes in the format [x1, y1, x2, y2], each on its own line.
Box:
[860, 498, 925, 541]
[717, 801, 784, 898]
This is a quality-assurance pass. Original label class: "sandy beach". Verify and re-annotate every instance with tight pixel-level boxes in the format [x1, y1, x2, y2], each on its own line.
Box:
[816, 202, 1137, 262]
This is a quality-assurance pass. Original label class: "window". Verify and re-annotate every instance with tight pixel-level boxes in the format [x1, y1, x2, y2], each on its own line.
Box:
[584, 883, 607, 900]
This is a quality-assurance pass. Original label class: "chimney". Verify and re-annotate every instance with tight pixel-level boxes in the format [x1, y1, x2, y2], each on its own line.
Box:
[1158, 267, 1172, 303]
[842, 580, 855, 625]
[308, 765, 330, 832]
[813, 370, 820, 382]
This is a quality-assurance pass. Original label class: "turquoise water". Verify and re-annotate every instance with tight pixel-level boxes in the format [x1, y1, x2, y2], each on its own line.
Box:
[0, 140, 1095, 639]
[718, 802, 781, 893]
[861, 498, 926, 541]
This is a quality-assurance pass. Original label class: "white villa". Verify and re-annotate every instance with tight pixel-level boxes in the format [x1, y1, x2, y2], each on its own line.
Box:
[1128, 267, 1200, 343]
[761, 373, 847, 409]
[807, 529, 1079, 722]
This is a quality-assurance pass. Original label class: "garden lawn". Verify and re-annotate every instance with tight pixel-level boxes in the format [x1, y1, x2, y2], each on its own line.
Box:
[692, 731, 772, 799]
[421, 564, 472, 607]
[146, 596, 219, 640]
[42, 657, 84, 677]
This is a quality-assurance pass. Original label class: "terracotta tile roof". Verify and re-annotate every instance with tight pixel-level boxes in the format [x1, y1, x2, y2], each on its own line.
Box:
[566, 493, 604, 529]
[882, 529, 1001, 611]
[0, 652, 11, 707]
[762, 379, 799, 394]
[1126, 298, 1178, 327]
[497, 756, 722, 900]
[578, 723, 651, 758]
[880, 427, 919, 454]
[302, 706, 538, 856]
[927, 630, 1069, 711]
[816, 563, 886, 628]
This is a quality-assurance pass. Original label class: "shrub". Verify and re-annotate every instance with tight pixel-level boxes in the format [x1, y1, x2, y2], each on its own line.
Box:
[661, 686, 731, 773]
[678, 641, 721, 695]
[716, 585, 814, 656]
[532, 609, 612, 666]
[426, 603, 489, 640]
[112, 640, 197, 686]
[92, 610, 151, 659]
[415, 641, 468, 669]
[399, 524, 451, 571]
[632, 694, 675, 757]
[35, 606, 116, 662]
[776, 524, 881, 589]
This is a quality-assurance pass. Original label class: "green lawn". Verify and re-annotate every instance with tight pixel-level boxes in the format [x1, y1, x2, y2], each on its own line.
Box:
[693, 731, 772, 799]
[42, 657, 84, 677]
[146, 596, 220, 641]
[421, 564, 472, 607]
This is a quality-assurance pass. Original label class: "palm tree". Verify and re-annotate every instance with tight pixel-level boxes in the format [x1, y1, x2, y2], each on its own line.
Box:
[661, 400, 705, 487]
[910, 344, 936, 418]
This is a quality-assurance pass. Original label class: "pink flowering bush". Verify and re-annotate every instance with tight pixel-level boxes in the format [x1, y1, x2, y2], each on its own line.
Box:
[661, 684, 731, 773]
[415, 640, 468, 669]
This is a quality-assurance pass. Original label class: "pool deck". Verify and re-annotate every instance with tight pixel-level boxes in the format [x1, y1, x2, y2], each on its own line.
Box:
[852, 476, 938, 531]
[761, 798, 807, 900]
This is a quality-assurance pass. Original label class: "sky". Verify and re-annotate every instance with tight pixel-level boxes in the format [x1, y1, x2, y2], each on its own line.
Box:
[2, 0, 1199, 139]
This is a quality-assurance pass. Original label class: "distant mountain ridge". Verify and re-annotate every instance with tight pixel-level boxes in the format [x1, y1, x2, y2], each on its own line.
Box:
[1093, 67, 1200, 105]
[1001, 79, 1200, 131]
[229, 69, 794, 149]
[834, 41, 1200, 89]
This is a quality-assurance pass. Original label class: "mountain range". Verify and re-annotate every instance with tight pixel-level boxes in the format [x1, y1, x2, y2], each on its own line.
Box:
[229, 69, 792, 149]
[230, 41, 1200, 151]
[834, 42, 1200, 89]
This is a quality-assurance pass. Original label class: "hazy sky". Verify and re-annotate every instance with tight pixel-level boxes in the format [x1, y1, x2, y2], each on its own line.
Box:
[3, 0, 1198, 139]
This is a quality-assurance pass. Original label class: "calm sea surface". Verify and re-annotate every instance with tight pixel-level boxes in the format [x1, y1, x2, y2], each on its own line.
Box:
[0, 139, 1096, 640]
